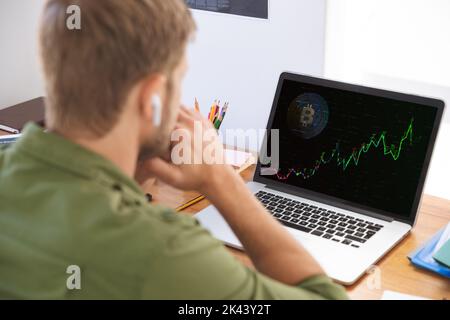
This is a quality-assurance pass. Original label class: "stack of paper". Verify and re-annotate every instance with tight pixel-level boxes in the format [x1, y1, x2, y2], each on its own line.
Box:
[433, 223, 450, 268]
[224, 149, 256, 173]
[408, 223, 450, 278]
[381, 290, 429, 300]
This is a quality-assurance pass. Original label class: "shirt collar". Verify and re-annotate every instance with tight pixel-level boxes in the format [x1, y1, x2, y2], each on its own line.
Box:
[14, 123, 145, 198]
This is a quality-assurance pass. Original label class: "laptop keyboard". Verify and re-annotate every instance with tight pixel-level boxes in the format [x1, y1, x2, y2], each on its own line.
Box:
[255, 190, 384, 248]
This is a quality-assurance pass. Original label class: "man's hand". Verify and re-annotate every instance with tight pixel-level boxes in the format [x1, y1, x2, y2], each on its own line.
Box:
[142, 106, 237, 195]
[142, 107, 326, 286]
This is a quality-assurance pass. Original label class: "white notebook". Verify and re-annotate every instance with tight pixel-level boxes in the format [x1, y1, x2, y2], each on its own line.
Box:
[224, 149, 256, 172]
[381, 290, 429, 300]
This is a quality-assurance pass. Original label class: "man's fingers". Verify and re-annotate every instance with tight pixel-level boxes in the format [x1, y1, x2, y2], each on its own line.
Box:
[180, 105, 204, 122]
[160, 148, 172, 163]
[177, 109, 194, 127]
[144, 158, 184, 188]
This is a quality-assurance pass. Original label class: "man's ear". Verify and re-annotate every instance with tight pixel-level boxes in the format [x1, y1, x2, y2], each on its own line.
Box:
[139, 74, 167, 127]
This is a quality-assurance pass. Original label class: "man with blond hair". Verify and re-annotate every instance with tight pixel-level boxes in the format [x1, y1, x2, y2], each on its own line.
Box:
[0, 0, 347, 299]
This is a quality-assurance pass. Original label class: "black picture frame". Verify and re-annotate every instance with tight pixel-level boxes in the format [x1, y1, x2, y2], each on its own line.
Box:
[186, 0, 269, 19]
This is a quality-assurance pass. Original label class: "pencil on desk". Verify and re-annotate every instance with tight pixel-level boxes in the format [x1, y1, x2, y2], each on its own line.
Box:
[176, 194, 205, 212]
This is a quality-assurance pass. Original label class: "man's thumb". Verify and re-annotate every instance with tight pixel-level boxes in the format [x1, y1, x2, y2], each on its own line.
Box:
[145, 158, 182, 187]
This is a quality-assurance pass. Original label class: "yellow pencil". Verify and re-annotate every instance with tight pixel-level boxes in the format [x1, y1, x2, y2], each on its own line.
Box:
[209, 100, 217, 122]
[176, 194, 206, 212]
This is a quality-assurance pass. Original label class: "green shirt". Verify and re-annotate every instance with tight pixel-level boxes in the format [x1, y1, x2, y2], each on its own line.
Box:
[0, 124, 348, 300]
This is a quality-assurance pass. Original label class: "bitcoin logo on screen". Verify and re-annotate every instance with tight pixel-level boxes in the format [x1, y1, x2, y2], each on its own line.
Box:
[287, 93, 329, 139]
[301, 104, 315, 127]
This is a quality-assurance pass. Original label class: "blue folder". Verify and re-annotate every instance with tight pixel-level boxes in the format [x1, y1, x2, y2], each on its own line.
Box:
[0, 134, 21, 146]
[408, 227, 450, 278]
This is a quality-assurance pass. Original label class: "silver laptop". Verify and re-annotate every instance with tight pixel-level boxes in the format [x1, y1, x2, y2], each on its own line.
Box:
[196, 72, 445, 285]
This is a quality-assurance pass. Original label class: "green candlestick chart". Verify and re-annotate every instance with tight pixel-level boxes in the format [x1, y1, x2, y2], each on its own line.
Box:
[276, 118, 414, 181]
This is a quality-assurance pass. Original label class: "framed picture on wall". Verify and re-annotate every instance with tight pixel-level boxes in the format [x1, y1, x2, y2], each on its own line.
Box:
[186, 0, 269, 19]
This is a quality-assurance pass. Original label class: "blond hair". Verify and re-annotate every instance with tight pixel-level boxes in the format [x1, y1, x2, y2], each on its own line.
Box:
[40, 0, 195, 137]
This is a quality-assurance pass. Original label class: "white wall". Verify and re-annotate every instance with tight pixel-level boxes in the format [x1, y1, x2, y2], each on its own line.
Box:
[325, 0, 450, 123]
[183, 0, 327, 149]
[0, 0, 46, 109]
[0, 0, 327, 131]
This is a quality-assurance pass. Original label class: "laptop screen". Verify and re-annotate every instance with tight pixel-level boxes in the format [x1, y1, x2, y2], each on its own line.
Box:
[259, 75, 441, 220]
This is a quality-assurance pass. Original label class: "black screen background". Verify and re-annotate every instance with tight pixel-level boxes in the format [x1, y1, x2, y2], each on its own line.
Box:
[262, 80, 438, 217]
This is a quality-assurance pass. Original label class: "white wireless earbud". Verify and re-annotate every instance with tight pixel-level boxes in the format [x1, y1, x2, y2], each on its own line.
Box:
[151, 95, 162, 127]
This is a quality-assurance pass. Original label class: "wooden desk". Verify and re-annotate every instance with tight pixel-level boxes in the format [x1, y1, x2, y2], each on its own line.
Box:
[144, 165, 450, 300]
[2, 129, 449, 299]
